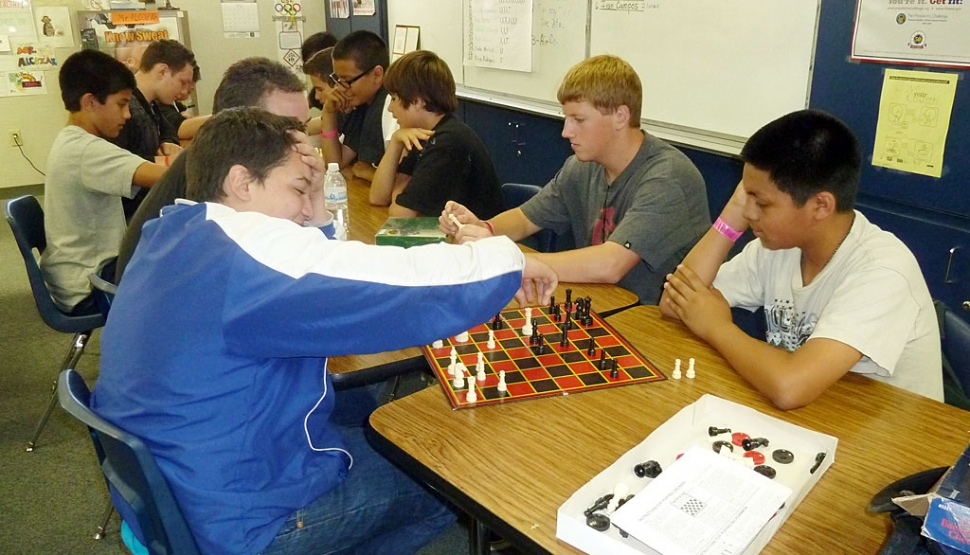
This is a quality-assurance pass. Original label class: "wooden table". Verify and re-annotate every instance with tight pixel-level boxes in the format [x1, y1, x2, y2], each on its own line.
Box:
[368, 305, 970, 554]
[328, 174, 640, 379]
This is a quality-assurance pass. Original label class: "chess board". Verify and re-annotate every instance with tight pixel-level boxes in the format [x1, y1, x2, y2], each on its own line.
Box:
[422, 305, 665, 409]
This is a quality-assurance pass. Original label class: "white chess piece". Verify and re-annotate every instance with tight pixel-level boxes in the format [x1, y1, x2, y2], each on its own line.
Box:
[497, 370, 507, 393]
[448, 348, 457, 376]
[431, 339, 443, 349]
[607, 482, 630, 513]
[455, 330, 469, 343]
[476, 353, 486, 382]
[486, 329, 496, 349]
[465, 383, 478, 403]
[672, 358, 682, 380]
[453, 363, 466, 389]
[521, 307, 533, 337]
[686, 357, 696, 379]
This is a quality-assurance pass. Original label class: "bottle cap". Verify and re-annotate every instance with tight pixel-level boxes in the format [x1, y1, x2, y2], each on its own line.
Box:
[327, 162, 340, 172]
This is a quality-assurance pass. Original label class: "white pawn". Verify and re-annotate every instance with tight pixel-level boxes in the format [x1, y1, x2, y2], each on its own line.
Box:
[497, 370, 507, 393]
[486, 329, 496, 349]
[521, 307, 533, 337]
[686, 358, 696, 379]
[453, 363, 466, 389]
[448, 347, 457, 376]
[607, 482, 630, 514]
[431, 339, 443, 349]
[466, 383, 478, 403]
[455, 330, 469, 343]
[476, 353, 486, 382]
[672, 358, 682, 380]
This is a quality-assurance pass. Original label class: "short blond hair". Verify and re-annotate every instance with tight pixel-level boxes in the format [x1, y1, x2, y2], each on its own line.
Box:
[557, 55, 641, 127]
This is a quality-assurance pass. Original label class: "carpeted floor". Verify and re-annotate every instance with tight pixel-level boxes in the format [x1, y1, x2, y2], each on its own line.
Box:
[0, 189, 477, 554]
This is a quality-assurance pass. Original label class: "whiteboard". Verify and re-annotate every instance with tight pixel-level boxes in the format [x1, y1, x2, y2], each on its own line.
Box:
[590, 0, 820, 140]
[462, 0, 588, 106]
[387, 0, 466, 85]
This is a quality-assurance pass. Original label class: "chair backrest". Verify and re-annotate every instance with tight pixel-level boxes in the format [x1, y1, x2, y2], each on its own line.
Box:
[935, 300, 970, 411]
[58, 369, 201, 555]
[3, 196, 103, 333]
[500, 183, 558, 253]
[88, 271, 118, 320]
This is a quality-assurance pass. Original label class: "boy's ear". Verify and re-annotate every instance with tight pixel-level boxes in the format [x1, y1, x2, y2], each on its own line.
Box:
[372, 64, 385, 82]
[612, 105, 631, 130]
[812, 191, 838, 220]
[79, 92, 98, 111]
[225, 164, 256, 202]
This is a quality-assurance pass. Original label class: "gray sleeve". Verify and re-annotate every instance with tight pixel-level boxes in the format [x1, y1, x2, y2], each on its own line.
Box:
[80, 138, 146, 198]
[518, 159, 578, 235]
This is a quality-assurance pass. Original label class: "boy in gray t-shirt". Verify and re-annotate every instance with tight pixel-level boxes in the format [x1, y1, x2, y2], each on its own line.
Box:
[40, 50, 165, 312]
[439, 55, 709, 304]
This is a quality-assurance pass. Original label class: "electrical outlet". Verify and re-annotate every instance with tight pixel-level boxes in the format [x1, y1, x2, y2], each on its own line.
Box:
[9, 129, 23, 147]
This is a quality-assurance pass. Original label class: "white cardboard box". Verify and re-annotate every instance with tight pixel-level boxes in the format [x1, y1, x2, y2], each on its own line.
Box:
[556, 394, 838, 555]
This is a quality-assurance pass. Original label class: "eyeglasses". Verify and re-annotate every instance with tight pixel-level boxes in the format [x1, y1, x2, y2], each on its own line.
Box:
[329, 65, 376, 89]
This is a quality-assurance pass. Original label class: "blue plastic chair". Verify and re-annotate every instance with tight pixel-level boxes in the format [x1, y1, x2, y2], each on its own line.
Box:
[936, 300, 970, 411]
[4, 195, 105, 451]
[58, 369, 201, 555]
[500, 183, 558, 253]
[88, 269, 119, 321]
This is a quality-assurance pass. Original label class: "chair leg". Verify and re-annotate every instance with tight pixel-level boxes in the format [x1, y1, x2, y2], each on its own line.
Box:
[94, 501, 114, 540]
[468, 518, 490, 555]
[25, 331, 90, 452]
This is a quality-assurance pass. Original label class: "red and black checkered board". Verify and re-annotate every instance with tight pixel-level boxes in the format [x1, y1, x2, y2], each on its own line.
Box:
[422, 306, 665, 409]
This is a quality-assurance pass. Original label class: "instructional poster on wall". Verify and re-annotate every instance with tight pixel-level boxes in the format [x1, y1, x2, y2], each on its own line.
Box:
[0, 0, 35, 40]
[852, 0, 970, 68]
[2, 68, 45, 95]
[872, 69, 958, 179]
[464, 0, 532, 72]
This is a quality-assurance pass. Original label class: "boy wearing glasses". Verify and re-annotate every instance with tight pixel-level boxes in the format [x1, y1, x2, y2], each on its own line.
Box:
[320, 30, 399, 182]
[369, 50, 504, 219]
[440, 55, 709, 305]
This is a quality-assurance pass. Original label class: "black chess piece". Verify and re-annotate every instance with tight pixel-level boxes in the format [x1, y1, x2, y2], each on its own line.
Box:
[564, 309, 573, 330]
[559, 327, 569, 347]
[530, 324, 540, 346]
[610, 359, 619, 379]
[598, 351, 608, 370]
[587, 336, 597, 356]
[565, 288, 572, 308]
[548, 295, 556, 314]
[810, 452, 826, 474]
[708, 426, 731, 436]
[742, 437, 769, 451]
[634, 460, 662, 478]
[491, 313, 503, 330]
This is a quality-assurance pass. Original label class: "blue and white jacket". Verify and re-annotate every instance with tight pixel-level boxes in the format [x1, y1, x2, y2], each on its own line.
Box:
[92, 201, 523, 555]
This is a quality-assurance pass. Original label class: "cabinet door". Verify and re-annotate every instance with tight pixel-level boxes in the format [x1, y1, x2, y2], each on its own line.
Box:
[462, 101, 571, 186]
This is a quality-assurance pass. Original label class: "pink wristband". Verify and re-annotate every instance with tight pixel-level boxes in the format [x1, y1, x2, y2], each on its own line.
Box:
[320, 129, 339, 139]
[482, 220, 495, 235]
[713, 217, 743, 242]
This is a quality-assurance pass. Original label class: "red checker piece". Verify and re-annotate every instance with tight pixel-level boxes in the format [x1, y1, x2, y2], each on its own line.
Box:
[731, 432, 750, 446]
[743, 451, 765, 465]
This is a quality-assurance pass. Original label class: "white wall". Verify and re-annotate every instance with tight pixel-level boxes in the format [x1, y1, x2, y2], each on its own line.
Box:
[0, 0, 326, 189]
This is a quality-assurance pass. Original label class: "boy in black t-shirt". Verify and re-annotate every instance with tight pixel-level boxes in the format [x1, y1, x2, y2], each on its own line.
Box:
[369, 50, 503, 219]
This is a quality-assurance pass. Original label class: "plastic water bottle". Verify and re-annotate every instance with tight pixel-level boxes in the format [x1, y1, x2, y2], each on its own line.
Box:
[323, 162, 350, 240]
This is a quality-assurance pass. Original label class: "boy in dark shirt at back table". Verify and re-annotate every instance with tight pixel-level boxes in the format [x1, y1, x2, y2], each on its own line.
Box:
[369, 50, 504, 219]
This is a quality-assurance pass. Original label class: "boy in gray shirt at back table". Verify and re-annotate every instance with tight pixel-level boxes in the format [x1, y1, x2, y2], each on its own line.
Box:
[440, 55, 710, 305]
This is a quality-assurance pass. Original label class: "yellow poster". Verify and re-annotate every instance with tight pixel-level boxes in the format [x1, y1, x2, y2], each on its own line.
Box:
[872, 69, 958, 178]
